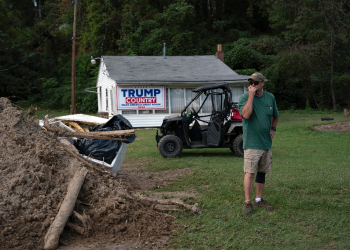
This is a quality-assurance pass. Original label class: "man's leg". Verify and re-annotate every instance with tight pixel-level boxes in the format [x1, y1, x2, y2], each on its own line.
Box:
[244, 173, 255, 201]
[242, 149, 261, 214]
[255, 182, 264, 199]
[242, 172, 254, 214]
[254, 150, 274, 210]
[255, 172, 266, 199]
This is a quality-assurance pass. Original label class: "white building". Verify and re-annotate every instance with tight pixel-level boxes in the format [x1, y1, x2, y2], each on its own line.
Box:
[95, 53, 249, 128]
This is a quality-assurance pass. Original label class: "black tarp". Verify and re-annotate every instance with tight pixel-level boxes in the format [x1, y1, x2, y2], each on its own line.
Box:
[74, 115, 135, 164]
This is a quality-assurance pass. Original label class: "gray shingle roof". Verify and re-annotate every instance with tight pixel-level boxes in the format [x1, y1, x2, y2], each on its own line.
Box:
[102, 56, 249, 84]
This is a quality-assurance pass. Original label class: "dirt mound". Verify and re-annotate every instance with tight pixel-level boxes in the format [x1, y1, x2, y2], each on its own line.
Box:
[0, 98, 178, 250]
[314, 121, 350, 133]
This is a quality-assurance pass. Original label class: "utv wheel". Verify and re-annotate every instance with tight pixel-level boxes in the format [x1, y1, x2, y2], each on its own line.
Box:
[231, 134, 244, 157]
[158, 135, 183, 158]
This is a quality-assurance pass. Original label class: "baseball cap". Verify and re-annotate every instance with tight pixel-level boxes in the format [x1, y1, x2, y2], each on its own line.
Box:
[248, 72, 265, 82]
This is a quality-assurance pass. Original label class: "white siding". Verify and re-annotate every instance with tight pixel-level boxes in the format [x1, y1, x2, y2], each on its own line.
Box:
[118, 86, 246, 128]
[95, 64, 247, 127]
[231, 86, 245, 102]
[96, 61, 116, 114]
[122, 114, 169, 128]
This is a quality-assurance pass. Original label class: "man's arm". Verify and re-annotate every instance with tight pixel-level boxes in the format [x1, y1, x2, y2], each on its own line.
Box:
[240, 86, 256, 119]
[270, 116, 279, 139]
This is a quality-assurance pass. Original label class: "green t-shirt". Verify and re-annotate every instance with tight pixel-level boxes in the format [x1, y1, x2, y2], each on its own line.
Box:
[238, 91, 279, 150]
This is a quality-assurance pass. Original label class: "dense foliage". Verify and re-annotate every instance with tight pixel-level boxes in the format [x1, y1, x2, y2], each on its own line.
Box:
[0, 0, 349, 112]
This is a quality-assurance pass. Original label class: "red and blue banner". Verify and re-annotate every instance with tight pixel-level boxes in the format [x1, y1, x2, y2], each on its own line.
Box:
[117, 86, 166, 110]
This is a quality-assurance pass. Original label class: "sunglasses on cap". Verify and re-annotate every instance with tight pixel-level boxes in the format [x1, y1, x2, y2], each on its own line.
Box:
[249, 79, 261, 85]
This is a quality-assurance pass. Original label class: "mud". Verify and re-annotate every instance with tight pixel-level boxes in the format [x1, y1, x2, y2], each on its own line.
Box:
[313, 120, 350, 133]
[0, 98, 188, 250]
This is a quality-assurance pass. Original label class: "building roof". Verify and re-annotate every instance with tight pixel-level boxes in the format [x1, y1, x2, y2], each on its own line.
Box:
[102, 55, 249, 84]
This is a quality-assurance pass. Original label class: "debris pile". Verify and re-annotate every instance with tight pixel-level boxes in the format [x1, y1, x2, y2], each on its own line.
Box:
[0, 98, 183, 250]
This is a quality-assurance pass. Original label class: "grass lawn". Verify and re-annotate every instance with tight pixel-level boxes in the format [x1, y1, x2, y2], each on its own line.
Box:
[124, 112, 350, 249]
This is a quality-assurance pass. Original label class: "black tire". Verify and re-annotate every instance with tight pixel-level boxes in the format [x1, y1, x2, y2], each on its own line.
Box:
[321, 117, 334, 121]
[158, 135, 183, 158]
[232, 134, 244, 157]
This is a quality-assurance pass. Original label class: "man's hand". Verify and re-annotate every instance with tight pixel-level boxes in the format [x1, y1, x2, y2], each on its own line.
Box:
[248, 85, 257, 97]
[270, 129, 276, 140]
[241, 86, 256, 119]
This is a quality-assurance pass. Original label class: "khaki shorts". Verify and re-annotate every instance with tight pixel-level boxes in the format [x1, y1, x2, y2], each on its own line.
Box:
[243, 149, 272, 173]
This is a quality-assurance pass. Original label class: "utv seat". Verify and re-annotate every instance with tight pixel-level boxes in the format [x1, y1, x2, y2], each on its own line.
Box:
[189, 120, 202, 142]
[200, 125, 209, 132]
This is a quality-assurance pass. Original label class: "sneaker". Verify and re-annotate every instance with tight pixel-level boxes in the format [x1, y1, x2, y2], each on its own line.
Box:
[243, 201, 253, 214]
[255, 198, 274, 211]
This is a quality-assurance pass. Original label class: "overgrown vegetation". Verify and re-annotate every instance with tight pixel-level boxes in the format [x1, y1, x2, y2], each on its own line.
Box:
[124, 112, 350, 249]
[1, 0, 350, 111]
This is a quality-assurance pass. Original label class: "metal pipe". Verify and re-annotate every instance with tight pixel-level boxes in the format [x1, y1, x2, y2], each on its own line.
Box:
[163, 43, 166, 59]
[71, 0, 77, 114]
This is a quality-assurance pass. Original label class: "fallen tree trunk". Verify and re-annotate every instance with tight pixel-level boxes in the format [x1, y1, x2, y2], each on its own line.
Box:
[63, 129, 135, 138]
[45, 127, 134, 141]
[59, 144, 109, 174]
[44, 167, 89, 250]
[43, 116, 134, 141]
[129, 193, 201, 215]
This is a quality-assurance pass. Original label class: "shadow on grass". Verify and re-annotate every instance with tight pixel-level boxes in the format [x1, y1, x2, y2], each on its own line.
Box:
[180, 151, 242, 158]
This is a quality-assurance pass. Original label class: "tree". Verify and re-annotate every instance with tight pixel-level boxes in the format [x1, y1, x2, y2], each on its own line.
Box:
[268, 0, 350, 110]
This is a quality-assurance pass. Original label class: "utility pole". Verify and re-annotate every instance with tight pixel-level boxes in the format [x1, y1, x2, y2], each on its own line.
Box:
[71, 0, 77, 114]
[38, 0, 41, 20]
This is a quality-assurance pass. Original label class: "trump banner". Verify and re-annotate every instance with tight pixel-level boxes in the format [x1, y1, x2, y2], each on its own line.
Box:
[117, 86, 166, 110]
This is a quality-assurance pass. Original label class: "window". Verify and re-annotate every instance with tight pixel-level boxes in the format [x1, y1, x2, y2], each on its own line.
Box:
[186, 88, 200, 113]
[122, 110, 136, 114]
[139, 110, 153, 114]
[155, 89, 169, 114]
[106, 89, 108, 109]
[99, 87, 102, 110]
[200, 92, 212, 113]
[212, 88, 225, 112]
[110, 89, 113, 114]
[170, 88, 184, 113]
[231, 86, 244, 102]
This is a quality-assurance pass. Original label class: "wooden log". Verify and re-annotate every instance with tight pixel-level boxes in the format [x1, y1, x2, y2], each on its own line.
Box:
[129, 193, 201, 215]
[344, 109, 350, 118]
[66, 211, 93, 237]
[44, 167, 89, 250]
[61, 131, 133, 141]
[59, 145, 109, 174]
[43, 124, 134, 141]
[153, 204, 181, 212]
[66, 121, 85, 132]
[88, 130, 135, 136]
[66, 222, 85, 235]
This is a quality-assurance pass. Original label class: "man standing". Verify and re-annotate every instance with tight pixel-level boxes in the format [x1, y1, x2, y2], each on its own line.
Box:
[238, 72, 279, 214]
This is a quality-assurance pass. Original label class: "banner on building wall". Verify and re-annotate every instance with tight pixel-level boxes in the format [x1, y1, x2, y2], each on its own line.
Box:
[117, 86, 166, 110]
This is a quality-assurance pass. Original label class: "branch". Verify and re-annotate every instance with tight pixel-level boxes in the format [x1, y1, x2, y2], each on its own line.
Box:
[44, 167, 89, 250]
[44, 124, 134, 141]
[59, 144, 109, 174]
[130, 193, 202, 215]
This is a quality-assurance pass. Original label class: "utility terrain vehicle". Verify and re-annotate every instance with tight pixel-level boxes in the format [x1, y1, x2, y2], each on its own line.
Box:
[156, 83, 243, 158]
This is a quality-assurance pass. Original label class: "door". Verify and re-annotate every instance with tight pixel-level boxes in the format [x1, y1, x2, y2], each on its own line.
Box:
[207, 120, 222, 146]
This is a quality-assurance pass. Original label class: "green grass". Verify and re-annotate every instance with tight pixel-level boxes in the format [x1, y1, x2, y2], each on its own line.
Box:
[28, 108, 96, 120]
[124, 112, 350, 249]
[35, 109, 70, 119]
